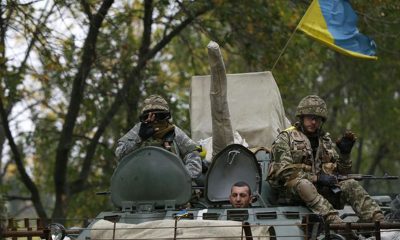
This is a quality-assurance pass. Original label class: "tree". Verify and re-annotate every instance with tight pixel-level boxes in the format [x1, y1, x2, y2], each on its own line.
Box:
[1, 0, 214, 222]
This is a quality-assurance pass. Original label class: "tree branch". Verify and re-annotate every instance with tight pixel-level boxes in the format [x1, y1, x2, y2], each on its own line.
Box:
[53, 0, 114, 220]
[1, 159, 12, 180]
[16, 3, 56, 79]
[139, 0, 153, 60]
[80, 0, 93, 21]
[0, 93, 48, 220]
[71, 89, 124, 194]
[5, 195, 32, 201]
[144, 3, 212, 68]
[126, 0, 154, 126]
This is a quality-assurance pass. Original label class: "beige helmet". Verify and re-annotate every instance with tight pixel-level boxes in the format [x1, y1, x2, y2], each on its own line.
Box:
[295, 95, 328, 121]
[141, 95, 170, 114]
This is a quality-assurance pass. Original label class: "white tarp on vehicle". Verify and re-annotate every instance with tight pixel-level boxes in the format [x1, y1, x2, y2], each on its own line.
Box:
[90, 219, 271, 240]
[190, 71, 290, 149]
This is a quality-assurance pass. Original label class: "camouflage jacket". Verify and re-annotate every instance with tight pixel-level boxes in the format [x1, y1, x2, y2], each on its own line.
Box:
[267, 123, 351, 188]
[115, 123, 202, 179]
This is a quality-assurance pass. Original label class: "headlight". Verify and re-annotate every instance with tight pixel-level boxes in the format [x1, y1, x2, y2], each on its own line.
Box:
[48, 223, 66, 240]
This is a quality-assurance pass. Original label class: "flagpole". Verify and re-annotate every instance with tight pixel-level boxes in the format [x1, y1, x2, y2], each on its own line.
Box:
[271, 27, 299, 72]
[271, 1, 314, 72]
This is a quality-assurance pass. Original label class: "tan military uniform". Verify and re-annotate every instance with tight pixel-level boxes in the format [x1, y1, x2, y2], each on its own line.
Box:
[267, 123, 383, 223]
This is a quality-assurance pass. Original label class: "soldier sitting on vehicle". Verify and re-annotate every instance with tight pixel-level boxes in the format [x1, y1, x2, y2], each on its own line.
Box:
[229, 181, 253, 208]
[115, 94, 202, 179]
[267, 95, 384, 225]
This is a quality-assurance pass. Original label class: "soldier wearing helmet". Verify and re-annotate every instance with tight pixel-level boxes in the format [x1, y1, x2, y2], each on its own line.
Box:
[267, 95, 384, 226]
[115, 95, 202, 179]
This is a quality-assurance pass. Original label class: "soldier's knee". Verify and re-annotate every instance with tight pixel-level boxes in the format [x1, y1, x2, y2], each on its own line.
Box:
[339, 178, 363, 192]
[295, 179, 319, 204]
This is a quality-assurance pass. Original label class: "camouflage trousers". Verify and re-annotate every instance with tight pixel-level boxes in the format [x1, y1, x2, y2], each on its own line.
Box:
[286, 179, 382, 223]
[338, 179, 382, 221]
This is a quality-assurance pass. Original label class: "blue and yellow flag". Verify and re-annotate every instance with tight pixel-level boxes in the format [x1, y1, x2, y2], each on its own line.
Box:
[298, 0, 377, 60]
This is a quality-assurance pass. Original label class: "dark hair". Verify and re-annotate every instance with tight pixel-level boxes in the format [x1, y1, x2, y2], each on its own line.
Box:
[231, 181, 252, 195]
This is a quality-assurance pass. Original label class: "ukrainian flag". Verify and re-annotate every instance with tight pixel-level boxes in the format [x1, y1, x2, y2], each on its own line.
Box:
[298, 0, 377, 60]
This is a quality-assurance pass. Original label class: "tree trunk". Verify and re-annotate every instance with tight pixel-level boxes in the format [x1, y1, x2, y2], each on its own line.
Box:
[52, 0, 114, 222]
[364, 143, 388, 189]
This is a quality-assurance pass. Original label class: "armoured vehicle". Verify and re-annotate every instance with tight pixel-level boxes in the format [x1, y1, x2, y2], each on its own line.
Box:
[32, 42, 400, 240]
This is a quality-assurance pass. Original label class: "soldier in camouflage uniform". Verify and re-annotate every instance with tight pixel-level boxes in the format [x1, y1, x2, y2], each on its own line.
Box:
[115, 95, 202, 179]
[267, 95, 384, 224]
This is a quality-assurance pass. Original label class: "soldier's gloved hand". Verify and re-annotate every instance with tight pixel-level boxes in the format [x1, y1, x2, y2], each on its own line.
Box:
[317, 173, 337, 187]
[138, 122, 155, 140]
[336, 130, 356, 154]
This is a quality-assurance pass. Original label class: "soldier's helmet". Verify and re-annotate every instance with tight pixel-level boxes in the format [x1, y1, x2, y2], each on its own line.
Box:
[295, 95, 328, 121]
[141, 95, 170, 114]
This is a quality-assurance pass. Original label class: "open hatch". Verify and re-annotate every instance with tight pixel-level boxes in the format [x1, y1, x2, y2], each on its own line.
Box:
[205, 144, 262, 205]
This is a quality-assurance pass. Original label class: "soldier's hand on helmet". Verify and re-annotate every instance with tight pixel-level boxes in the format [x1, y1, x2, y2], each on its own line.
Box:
[317, 173, 338, 187]
[139, 122, 156, 140]
[336, 130, 356, 154]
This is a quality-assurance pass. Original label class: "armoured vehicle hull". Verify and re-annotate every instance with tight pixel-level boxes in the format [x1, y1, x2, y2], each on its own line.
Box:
[73, 145, 396, 240]
[75, 145, 311, 240]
